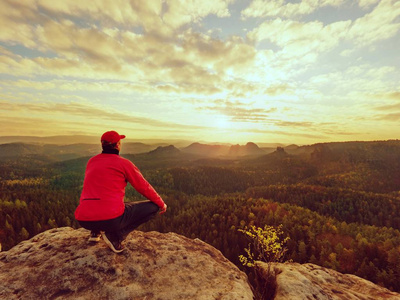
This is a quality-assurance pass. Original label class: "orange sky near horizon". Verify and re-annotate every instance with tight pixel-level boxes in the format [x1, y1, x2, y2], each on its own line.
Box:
[0, 0, 399, 145]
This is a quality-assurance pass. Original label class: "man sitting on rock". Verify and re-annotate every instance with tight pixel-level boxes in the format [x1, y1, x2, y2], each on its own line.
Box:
[75, 130, 167, 253]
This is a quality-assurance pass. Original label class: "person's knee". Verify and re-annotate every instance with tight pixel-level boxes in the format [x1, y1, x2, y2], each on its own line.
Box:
[148, 202, 159, 215]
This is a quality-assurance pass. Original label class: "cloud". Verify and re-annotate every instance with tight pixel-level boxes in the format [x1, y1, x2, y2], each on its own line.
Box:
[3, 79, 57, 90]
[0, 1, 238, 79]
[37, 0, 234, 33]
[0, 116, 74, 136]
[371, 92, 400, 121]
[162, 0, 234, 28]
[348, 0, 400, 46]
[0, 2, 258, 97]
[245, 0, 399, 65]
[37, 0, 166, 33]
[198, 99, 278, 122]
[274, 120, 315, 128]
[1, 78, 208, 96]
[358, 0, 380, 9]
[0, 0, 39, 48]
[309, 64, 397, 96]
[0, 1, 398, 144]
[0, 100, 189, 129]
[241, 0, 346, 19]
[372, 92, 400, 104]
[375, 112, 400, 121]
[230, 123, 336, 144]
[237, 126, 331, 140]
[264, 84, 291, 96]
[247, 18, 351, 62]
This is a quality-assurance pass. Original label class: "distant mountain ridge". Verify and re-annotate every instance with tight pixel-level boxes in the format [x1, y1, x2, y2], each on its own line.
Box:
[0, 135, 194, 147]
[228, 142, 265, 157]
[0, 141, 271, 162]
[148, 145, 181, 157]
[0, 135, 101, 145]
[0, 143, 98, 161]
[182, 142, 268, 157]
[1, 139, 399, 167]
[0, 135, 287, 148]
[182, 142, 228, 157]
[0, 142, 159, 161]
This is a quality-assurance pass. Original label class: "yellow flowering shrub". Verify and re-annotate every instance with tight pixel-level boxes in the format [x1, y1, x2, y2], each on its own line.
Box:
[238, 224, 289, 267]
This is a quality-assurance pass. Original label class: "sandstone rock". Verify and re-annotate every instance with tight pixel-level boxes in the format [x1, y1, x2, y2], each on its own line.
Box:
[264, 262, 400, 300]
[0, 227, 253, 300]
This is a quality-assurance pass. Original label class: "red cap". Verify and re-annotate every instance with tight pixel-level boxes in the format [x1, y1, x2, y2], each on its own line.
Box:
[101, 131, 126, 144]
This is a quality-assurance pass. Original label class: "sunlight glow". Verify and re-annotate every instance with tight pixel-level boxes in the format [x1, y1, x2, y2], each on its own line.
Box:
[0, 1, 398, 144]
[214, 115, 232, 130]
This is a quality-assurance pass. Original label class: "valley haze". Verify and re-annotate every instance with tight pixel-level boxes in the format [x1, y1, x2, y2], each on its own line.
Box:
[0, 135, 289, 148]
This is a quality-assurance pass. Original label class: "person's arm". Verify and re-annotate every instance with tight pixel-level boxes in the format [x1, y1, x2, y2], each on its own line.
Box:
[124, 160, 166, 212]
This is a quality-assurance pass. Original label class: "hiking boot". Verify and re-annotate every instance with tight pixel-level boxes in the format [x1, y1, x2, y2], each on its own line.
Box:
[101, 232, 125, 253]
[88, 231, 101, 242]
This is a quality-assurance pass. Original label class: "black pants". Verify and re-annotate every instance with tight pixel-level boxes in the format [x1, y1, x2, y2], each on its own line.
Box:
[78, 200, 159, 241]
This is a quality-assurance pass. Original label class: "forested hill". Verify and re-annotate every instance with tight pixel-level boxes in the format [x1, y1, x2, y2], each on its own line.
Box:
[1, 139, 399, 163]
[1, 139, 400, 292]
[0, 142, 160, 161]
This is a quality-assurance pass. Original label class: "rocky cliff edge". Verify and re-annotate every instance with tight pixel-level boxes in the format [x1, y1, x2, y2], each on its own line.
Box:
[0, 227, 253, 300]
[266, 262, 400, 300]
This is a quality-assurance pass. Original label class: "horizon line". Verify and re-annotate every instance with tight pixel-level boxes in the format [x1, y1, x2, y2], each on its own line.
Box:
[0, 134, 399, 148]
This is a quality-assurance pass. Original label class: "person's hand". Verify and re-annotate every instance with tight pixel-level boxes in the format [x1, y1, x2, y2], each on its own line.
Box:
[159, 203, 167, 214]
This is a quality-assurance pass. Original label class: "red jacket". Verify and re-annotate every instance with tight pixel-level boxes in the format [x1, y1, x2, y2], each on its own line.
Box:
[75, 153, 164, 221]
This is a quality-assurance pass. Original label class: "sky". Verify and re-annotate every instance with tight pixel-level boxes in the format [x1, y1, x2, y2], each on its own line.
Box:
[0, 0, 399, 145]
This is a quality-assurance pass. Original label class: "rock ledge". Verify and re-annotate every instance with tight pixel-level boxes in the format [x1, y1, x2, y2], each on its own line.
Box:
[267, 262, 400, 300]
[0, 227, 253, 300]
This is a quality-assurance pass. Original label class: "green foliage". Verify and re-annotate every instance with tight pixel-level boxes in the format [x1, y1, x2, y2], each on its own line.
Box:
[1, 140, 400, 293]
[246, 184, 400, 229]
